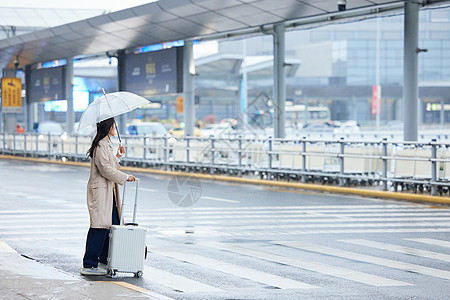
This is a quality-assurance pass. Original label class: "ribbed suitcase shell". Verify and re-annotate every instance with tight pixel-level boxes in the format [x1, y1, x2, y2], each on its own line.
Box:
[108, 224, 146, 276]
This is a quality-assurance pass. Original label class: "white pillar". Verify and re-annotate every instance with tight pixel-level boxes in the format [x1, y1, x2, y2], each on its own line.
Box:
[375, 17, 381, 130]
[273, 23, 286, 138]
[183, 40, 195, 137]
[403, 0, 420, 141]
[241, 39, 248, 126]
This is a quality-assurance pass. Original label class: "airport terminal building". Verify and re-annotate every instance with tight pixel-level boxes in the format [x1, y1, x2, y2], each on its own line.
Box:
[1, 2, 450, 133]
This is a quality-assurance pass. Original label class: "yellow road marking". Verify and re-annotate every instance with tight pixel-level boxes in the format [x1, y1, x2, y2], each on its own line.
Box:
[102, 281, 174, 299]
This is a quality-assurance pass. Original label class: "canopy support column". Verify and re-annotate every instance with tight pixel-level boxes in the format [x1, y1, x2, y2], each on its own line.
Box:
[183, 40, 195, 137]
[403, 0, 420, 141]
[273, 23, 286, 139]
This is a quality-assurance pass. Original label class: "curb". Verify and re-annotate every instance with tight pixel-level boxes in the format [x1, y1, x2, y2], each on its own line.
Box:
[1, 154, 449, 206]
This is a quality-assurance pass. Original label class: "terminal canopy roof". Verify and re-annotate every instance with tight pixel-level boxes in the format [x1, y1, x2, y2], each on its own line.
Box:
[0, 0, 448, 69]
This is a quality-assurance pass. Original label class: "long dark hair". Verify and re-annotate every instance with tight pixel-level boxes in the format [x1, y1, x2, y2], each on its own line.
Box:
[87, 117, 115, 158]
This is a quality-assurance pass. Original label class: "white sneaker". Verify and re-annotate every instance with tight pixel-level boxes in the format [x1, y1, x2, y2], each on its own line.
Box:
[80, 267, 107, 276]
[98, 262, 108, 270]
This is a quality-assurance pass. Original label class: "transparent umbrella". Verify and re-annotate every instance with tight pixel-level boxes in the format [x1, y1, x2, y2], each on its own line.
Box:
[77, 90, 150, 143]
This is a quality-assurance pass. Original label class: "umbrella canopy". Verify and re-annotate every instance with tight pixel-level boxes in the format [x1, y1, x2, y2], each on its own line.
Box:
[77, 91, 150, 132]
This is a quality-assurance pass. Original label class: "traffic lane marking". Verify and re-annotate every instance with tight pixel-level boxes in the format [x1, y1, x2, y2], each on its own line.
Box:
[275, 240, 450, 281]
[143, 266, 222, 293]
[203, 242, 410, 287]
[149, 246, 316, 289]
[404, 238, 450, 248]
[340, 239, 450, 263]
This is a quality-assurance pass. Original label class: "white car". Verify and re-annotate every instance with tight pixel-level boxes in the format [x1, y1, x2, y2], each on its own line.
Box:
[201, 123, 233, 138]
[334, 121, 361, 133]
[127, 122, 168, 137]
[37, 121, 64, 135]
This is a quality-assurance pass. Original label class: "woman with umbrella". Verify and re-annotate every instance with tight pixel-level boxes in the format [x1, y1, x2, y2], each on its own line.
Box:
[80, 117, 136, 276]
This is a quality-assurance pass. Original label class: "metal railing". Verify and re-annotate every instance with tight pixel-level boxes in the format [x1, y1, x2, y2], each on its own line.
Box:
[1, 132, 450, 196]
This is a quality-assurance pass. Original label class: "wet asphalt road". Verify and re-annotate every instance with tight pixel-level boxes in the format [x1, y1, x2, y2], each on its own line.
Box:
[1, 158, 450, 299]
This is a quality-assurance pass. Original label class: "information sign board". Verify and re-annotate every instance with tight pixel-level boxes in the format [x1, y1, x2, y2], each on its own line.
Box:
[1, 78, 22, 113]
[28, 66, 65, 103]
[124, 47, 183, 97]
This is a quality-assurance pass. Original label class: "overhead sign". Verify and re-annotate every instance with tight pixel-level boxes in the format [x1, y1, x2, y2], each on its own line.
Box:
[28, 66, 65, 103]
[124, 47, 183, 97]
[1, 78, 22, 112]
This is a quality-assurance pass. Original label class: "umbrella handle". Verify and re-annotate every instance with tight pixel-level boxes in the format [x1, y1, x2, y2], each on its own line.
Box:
[118, 143, 125, 156]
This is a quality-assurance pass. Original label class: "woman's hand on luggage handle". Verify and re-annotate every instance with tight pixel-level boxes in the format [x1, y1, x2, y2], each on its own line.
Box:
[127, 175, 136, 182]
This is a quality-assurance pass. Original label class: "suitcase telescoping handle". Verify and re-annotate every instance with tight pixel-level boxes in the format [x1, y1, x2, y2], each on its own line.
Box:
[120, 178, 140, 226]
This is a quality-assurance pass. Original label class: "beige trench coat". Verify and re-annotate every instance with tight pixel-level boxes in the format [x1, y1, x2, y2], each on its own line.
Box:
[86, 137, 128, 229]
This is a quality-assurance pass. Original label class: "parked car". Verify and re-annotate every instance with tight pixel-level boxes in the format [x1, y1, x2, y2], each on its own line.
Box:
[37, 121, 65, 135]
[127, 122, 168, 137]
[334, 121, 361, 133]
[201, 123, 233, 138]
[302, 122, 336, 133]
[170, 127, 202, 137]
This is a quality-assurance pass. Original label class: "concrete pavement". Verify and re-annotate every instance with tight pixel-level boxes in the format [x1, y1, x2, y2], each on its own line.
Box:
[0, 240, 171, 299]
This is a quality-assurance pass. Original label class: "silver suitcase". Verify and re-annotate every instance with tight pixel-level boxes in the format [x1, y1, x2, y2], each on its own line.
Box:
[107, 179, 147, 277]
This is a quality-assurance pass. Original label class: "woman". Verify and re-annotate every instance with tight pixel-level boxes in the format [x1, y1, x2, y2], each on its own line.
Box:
[81, 117, 136, 276]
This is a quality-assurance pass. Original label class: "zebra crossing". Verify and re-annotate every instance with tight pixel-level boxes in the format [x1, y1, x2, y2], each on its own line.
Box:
[0, 203, 450, 298]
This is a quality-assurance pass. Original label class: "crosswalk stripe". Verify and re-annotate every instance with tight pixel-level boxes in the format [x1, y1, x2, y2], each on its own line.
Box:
[202, 242, 410, 287]
[130, 208, 448, 215]
[3, 220, 450, 232]
[3, 235, 87, 242]
[0, 209, 85, 215]
[340, 239, 450, 263]
[2, 214, 450, 226]
[143, 266, 222, 293]
[149, 247, 316, 289]
[2, 212, 450, 223]
[138, 204, 427, 211]
[140, 188, 158, 192]
[201, 196, 240, 203]
[5, 228, 450, 240]
[404, 238, 450, 248]
[275, 241, 450, 281]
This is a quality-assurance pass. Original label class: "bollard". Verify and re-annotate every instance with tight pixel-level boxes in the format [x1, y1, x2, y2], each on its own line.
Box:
[211, 137, 215, 166]
[48, 133, 51, 155]
[431, 139, 437, 196]
[382, 138, 388, 191]
[339, 138, 345, 186]
[143, 137, 147, 160]
[163, 136, 168, 164]
[238, 136, 243, 176]
[36, 134, 39, 154]
[186, 137, 190, 164]
[268, 137, 273, 169]
[24, 134, 27, 154]
[302, 138, 307, 183]
[75, 135, 79, 157]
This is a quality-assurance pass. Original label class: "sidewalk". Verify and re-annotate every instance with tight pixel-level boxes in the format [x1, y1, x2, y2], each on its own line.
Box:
[0, 240, 171, 299]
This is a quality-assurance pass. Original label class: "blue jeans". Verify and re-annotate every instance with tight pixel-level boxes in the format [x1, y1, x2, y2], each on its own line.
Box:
[83, 202, 119, 268]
